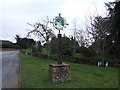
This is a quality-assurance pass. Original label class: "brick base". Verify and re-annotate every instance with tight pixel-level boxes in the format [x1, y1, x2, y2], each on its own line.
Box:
[49, 64, 71, 83]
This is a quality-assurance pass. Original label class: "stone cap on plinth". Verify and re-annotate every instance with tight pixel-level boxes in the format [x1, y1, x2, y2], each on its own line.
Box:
[49, 64, 70, 67]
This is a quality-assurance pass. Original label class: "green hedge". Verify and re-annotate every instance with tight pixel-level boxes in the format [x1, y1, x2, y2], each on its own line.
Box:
[21, 50, 120, 67]
[2, 43, 20, 49]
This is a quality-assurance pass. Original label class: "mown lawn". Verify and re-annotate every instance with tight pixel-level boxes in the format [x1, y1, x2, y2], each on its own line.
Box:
[19, 53, 119, 88]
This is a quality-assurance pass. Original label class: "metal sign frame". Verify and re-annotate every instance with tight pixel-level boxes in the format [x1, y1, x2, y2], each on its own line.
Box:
[52, 13, 67, 31]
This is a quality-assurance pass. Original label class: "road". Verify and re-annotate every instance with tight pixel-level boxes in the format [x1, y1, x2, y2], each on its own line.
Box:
[1, 51, 20, 88]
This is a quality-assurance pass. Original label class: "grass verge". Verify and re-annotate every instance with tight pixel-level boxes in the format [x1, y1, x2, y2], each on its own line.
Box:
[19, 53, 118, 88]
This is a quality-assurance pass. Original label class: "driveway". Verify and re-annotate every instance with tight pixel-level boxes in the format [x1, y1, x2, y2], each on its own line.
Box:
[1, 51, 20, 88]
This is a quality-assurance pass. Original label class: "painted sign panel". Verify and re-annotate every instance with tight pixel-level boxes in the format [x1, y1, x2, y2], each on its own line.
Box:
[53, 16, 66, 30]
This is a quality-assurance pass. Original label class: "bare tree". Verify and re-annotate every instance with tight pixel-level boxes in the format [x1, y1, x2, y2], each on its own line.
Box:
[85, 11, 117, 60]
[27, 17, 55, 58]
[72, 18, 92, 48]
[72, 19, 77, 53]
[71, 3, 118, 66]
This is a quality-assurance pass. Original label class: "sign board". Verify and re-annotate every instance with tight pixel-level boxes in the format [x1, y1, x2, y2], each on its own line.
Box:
[53, 14, 66, 30]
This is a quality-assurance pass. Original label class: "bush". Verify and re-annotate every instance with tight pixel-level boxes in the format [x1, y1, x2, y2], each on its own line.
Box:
[41, 50, 48, 55]
[76, 46, 96, 57]
[94, 54, 116, 59]
[62, 55, 73, 62]
[2, 43, 20, 49]
[50, 36, 74, 56]
[73, 53, 86, 58]
[50, 54, 58, 61]
[32, 47, 39, 56]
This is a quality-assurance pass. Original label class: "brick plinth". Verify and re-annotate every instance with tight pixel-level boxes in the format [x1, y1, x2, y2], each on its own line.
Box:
[49, 64, 71, 83]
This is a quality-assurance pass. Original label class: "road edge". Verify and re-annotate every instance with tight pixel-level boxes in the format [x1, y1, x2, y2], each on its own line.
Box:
[18, 52, 22, 88]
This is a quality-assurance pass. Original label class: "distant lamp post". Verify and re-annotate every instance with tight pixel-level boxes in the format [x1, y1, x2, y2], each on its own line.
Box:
[51, 13, 68, 64]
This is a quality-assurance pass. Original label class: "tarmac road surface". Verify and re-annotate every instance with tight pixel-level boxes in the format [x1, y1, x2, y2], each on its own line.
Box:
[1, 51, 20, 88]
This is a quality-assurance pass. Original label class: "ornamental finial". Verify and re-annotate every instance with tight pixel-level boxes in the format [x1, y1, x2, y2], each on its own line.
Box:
[59, 13, 61, 17]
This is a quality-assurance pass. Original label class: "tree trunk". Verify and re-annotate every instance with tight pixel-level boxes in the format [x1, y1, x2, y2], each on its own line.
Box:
[46, 40, 50, 59]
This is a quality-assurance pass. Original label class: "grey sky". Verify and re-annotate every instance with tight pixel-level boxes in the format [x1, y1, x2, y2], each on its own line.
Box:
[0, 0, 114, 43]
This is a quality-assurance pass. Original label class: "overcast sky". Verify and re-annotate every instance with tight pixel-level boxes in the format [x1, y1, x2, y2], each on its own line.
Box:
[0, 0, 115, 43]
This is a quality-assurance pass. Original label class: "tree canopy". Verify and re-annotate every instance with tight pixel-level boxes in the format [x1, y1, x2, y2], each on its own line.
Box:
[15, 35, 35, 49]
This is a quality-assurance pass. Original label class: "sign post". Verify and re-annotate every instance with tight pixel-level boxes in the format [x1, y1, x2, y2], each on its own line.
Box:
[58, 33, 62, 64]
[49, 13, 71, 83]
[52, 13, 68, 64]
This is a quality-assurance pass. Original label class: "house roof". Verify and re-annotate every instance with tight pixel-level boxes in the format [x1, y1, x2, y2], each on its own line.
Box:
[0, 40, 12, 44]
